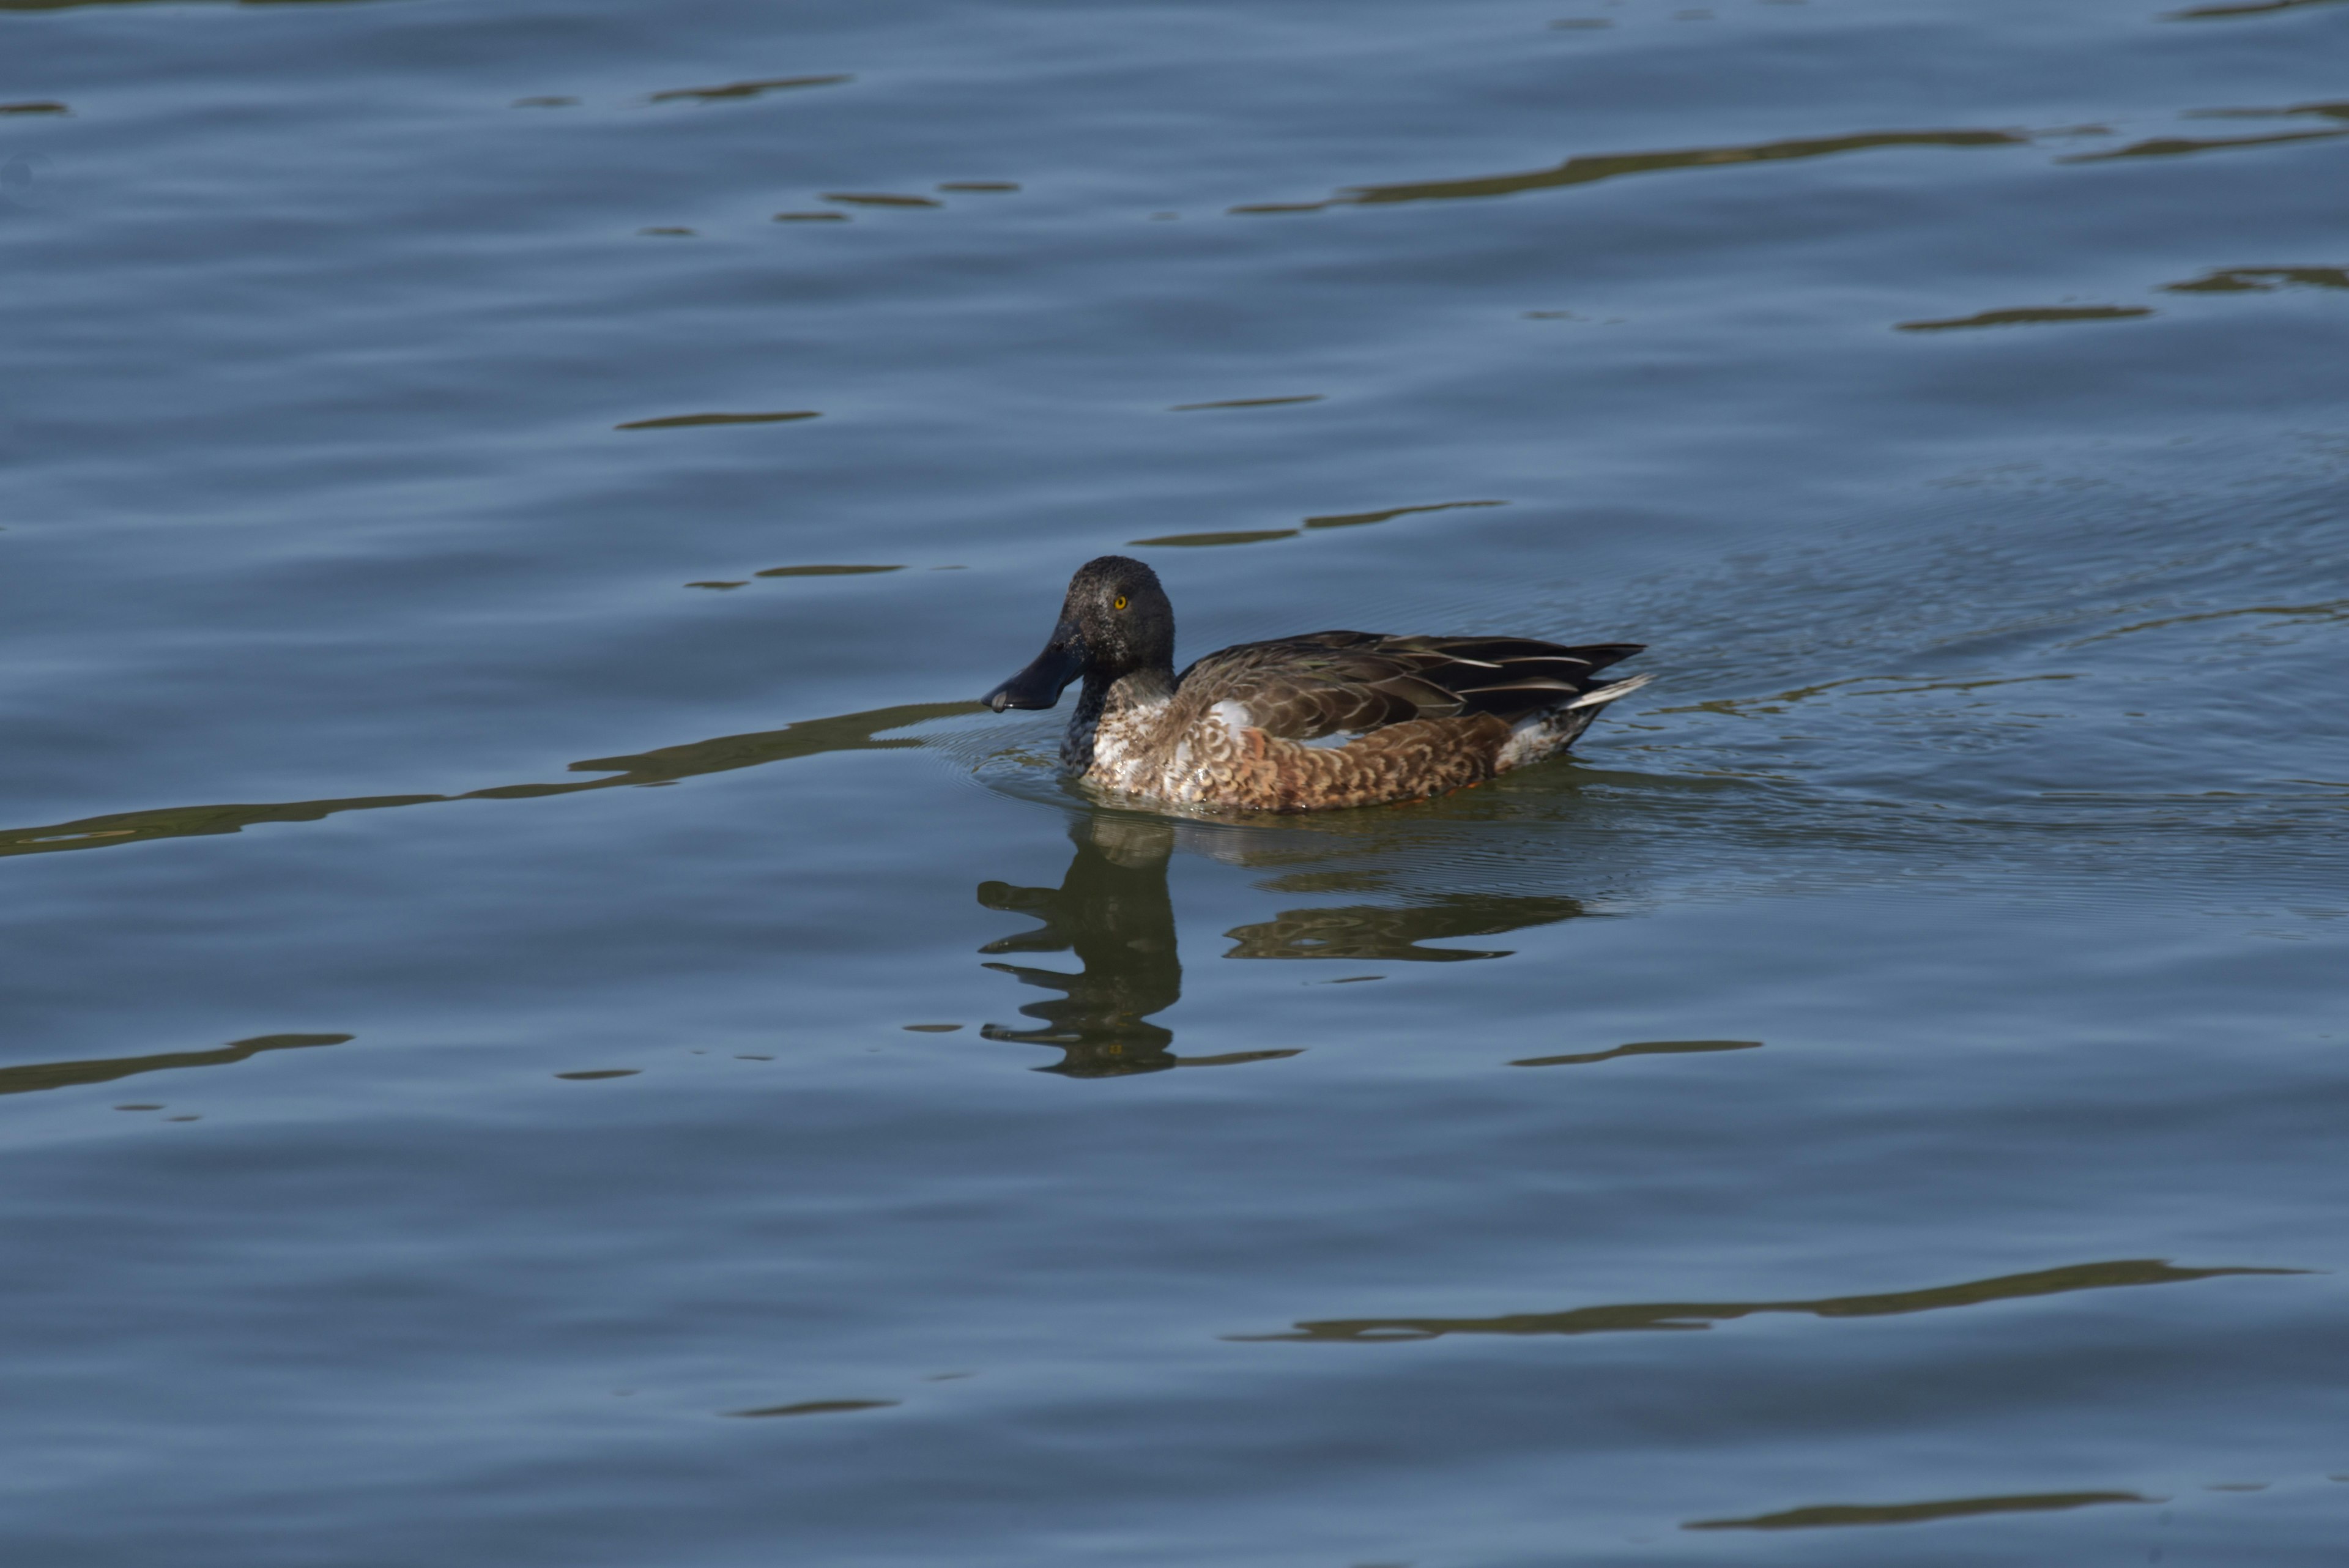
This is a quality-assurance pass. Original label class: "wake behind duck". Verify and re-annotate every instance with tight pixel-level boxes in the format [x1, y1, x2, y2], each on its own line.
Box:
[984, 555, 1649, 812]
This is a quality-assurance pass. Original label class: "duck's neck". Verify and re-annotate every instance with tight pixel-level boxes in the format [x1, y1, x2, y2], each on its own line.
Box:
[1100, 665, 1175, 708]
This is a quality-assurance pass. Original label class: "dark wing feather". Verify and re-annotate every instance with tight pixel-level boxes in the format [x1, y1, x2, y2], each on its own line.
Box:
[1179, 631, 1644, 740]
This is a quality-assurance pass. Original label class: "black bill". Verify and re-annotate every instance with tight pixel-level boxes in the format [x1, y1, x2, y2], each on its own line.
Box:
[984, 625, 1086, 712]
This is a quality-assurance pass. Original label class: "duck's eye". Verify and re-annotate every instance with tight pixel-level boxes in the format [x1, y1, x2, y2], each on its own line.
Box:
[1113, 595, 1128, 610]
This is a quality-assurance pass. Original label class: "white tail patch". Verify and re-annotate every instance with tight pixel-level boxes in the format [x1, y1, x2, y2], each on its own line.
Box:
[1563, 672, 1654, 710]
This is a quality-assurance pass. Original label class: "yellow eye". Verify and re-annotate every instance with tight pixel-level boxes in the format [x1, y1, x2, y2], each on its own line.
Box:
[1114, 595, 1128, 609]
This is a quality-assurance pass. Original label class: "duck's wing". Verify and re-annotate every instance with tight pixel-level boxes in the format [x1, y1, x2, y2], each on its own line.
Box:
[1180, 631, 1643, 741]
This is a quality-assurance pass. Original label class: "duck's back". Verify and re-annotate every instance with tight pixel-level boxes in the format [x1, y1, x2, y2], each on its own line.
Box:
[1182, 630, 1642, 735]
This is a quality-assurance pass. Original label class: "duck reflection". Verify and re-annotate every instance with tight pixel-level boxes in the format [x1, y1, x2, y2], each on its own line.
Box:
[976, 814, 1587, 1077]
[977, 817, 1193, 1077]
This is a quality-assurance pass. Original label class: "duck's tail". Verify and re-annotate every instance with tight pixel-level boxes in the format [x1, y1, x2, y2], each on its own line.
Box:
[1562, 671, 1655, 710]
[1496, 672, 1655, 770]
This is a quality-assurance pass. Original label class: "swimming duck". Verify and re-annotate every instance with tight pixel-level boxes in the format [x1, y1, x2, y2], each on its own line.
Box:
[983, 555, 1649, 812]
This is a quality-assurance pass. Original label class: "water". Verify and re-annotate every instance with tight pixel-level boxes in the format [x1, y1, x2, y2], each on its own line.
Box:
[4, 0, 2347, 1562]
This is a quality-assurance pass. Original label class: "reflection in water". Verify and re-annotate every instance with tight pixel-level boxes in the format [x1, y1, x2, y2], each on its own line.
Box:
[1230, 129, 2024, 213]
[2065, 599, 2348, 647]
[1303, 500, 1504, 531]
[724, 1398, 896, 1419]
[1129, 500, 1509, 549]
[1898, 305, 2152, 332]
[1232, 1258, 2304, 1342]
[0, 0, 384, 8]
[2164, 265, 2349, 292]
[1512, 1038, 1760, 1067]
[1168, 395, 1324, 410]
[614, 411, 820, 430]
[1127, 529, 1299, 549]
[978, 817, 1197, 1077]
[2191, 98, 2349, 122]
[0, 701, 978, 861]
[976, 816, 1589, 1076]
[647, 76, 850, 105]
[1687, 1490, 2153, 1531]
[1224, 893, 1581, 960]
[2167, 0, 2348, 18]
[2058, 127, 2349, 163]
[0, 1033, 352, 1098]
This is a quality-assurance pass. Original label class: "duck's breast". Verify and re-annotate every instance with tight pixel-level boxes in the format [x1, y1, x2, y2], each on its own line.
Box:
[1083, 693, 1180, 795]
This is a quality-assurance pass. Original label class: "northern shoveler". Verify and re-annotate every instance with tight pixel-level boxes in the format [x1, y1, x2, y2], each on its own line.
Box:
[982, 555, 1650, 812]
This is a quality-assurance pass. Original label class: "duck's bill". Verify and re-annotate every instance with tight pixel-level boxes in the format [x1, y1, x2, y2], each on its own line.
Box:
[983, 628, 1086, 712]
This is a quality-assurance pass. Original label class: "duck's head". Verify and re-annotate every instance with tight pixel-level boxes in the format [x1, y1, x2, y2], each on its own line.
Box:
[984, 555, 1175, 712]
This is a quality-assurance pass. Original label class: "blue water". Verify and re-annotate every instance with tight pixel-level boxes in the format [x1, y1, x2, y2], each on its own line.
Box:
[4, 1, 2347, 1562]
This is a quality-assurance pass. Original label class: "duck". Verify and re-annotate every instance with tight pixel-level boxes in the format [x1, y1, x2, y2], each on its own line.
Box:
[982, 555, 1650, 812]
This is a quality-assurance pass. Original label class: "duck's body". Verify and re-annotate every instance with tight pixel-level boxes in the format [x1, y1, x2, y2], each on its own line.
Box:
[985, 557, 1649, 813]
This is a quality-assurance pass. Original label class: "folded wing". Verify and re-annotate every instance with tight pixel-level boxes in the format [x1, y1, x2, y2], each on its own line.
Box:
[1182, 631, 1643, 741]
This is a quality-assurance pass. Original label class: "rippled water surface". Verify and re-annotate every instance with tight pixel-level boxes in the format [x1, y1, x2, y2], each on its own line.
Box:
[6, 1, 2348, 1562]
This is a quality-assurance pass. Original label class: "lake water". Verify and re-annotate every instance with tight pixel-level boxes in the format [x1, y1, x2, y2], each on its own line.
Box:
[4, 0, 2347, 1562]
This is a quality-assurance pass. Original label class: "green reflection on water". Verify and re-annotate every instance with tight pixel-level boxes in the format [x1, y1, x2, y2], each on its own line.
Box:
[2058, 127, 2349, 163]
[1687, 1490, 2154, 1531]
[1127, 529, 1300, 549]
[648, 76, 850, 105]
[2064, 598, 2348, 647]
[0, 1033, 351, 1098]
[2166, 0, 2348, 20]
[1168, 395, 1324, 410]
[1130, 500, 1508, 552]
[615, 411, 820, 431]
[0, 701, 978, 860]
[1897, 305, 2153, 332]
[1234, 1258, 2307, 1342]
[2190, 98, 2349, 122]
[725, 1398, 897, 1419]
[1303, 500, 1505, 531]
[0, 0, 389, 7]
[1231, 128, 2024, 213]
[1511, 1038, 1760, 1067]
[1224, 893, 1583, 960]
[2164, 265, 2349, 292]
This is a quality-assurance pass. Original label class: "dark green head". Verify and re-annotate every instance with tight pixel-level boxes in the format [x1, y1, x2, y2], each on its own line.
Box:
[984, 555, 1176, 712]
